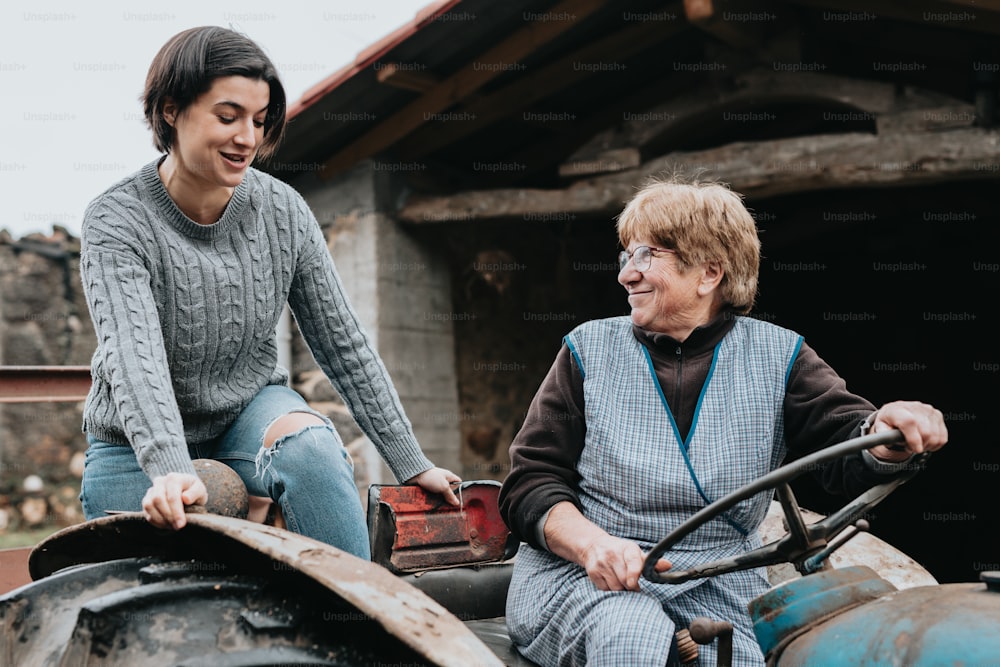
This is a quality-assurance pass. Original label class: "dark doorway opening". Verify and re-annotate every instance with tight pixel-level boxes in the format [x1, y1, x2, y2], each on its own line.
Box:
[754, 180, 999, 583]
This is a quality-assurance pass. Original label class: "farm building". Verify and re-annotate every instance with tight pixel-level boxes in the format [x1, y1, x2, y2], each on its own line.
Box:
[262, 0, 1000, 583]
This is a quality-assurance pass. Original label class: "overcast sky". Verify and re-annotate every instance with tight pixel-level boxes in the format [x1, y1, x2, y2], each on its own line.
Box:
[0, 0, 428, 239]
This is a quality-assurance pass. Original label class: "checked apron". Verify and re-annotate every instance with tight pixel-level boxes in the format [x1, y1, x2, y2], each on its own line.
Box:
[506, 316, 802, 667]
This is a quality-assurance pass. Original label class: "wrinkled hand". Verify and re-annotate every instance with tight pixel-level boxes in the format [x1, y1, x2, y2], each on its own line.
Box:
[579, 534, 672, 592]
[409, 467, 462, 505]
[142, 472, 208, 530]
[867, 400, 948, 463]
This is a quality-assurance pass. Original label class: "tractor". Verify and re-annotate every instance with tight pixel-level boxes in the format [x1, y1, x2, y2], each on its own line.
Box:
[1, 430, 997, 666]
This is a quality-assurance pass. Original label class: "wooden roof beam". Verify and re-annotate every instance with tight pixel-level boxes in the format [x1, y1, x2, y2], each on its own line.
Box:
[684, 0, 800, 59]
[436, 73, 692, 188]
[319, 0, 610, 179]
[375, 62, 442, 93]
[394, 4, 688, 160]
[562, 67, 961, 166]
[398, 124, 1000, 222]
[558, 147, 641, 177]
[478, 73, 697, 186]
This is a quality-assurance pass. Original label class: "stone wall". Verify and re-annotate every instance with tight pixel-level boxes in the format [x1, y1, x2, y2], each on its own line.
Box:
[0, 229, 93, 532]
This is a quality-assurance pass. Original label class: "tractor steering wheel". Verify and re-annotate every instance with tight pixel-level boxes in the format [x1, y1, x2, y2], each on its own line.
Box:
[641, 430, 929, 584]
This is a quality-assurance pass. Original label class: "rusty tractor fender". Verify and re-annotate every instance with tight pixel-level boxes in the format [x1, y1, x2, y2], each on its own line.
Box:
[28, 512, 503, 667]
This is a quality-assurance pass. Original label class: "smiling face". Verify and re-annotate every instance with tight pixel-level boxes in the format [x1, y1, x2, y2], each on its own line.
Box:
[163, 75, 270, 191]
[616, 180, 761, 321]
[618, 238, 723, 339]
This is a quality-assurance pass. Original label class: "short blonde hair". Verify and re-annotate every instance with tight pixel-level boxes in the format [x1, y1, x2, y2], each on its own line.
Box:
[616, 177, 760, 313]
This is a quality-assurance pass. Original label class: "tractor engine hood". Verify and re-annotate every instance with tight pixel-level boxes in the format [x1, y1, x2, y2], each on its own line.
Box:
[750, 565, 1000, 666]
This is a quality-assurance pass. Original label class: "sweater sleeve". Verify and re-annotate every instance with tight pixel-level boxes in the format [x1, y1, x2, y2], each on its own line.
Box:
[784, 341, 889, 497]
[80, 202, 196, 479]
[285, 198, 433, 483]
[499, 344, 586, 548]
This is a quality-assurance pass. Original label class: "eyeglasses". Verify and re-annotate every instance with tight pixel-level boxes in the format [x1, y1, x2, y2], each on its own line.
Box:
[618, 246, 674, 272]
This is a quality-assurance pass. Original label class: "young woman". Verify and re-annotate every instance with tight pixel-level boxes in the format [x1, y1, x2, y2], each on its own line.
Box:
[79, 26, 459, 559]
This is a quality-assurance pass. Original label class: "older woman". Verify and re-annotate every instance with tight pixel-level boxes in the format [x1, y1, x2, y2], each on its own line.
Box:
[499, 178, 948, 667]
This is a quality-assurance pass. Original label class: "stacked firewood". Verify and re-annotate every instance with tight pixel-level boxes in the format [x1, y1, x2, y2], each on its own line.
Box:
[0, 451, 85, 534]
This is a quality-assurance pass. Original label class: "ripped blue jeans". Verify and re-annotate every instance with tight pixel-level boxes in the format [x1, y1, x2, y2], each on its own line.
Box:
[80, 385, 371, 559]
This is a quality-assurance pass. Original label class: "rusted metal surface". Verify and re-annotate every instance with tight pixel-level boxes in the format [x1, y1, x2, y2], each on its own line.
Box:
[0, 365, 91, 403]
[4, 554, 419, 666]
[28, 513, 503, 667]
[192, 458, 250, 519]
[764, 574, 1000, 665]
[749, 565, 900, 661]
[368, 481, 516, 573]
[760, 501, 938, 590]
[689, 618, 734, 667]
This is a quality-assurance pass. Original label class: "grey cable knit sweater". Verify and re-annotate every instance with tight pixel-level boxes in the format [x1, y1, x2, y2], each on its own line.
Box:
[80, 158, 433, 483]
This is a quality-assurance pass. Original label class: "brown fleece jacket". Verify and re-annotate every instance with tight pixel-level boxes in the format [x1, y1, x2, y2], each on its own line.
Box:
[500, 314, 888, 549]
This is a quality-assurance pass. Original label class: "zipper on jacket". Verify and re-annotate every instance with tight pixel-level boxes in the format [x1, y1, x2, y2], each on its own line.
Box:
[674, 345, 683, 426]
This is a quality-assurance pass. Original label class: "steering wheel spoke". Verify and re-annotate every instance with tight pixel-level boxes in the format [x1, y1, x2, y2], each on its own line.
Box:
[656, 538, 793, 584]
[775, 483, 814, 551]
[642, 430, 926, 584]
[806, 455, 927, 542]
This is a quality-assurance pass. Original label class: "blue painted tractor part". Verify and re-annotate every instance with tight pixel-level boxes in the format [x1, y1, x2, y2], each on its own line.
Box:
[750, 565, 1000, 666]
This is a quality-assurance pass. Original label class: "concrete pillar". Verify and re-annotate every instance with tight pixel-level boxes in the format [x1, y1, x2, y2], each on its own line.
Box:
[292, 163, 462, 484]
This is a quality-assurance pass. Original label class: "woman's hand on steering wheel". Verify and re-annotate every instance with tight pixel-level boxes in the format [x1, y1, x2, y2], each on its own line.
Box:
[579, 534, 672, 591]
[866, 401, 949, 463]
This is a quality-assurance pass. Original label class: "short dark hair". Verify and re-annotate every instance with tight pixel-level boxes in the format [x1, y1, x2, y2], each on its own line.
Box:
[142, 26, 286, 160]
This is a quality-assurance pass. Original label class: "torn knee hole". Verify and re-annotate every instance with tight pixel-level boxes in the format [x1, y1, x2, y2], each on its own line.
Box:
[263, 412, 326, 449]
[256, 414, 331, 480]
